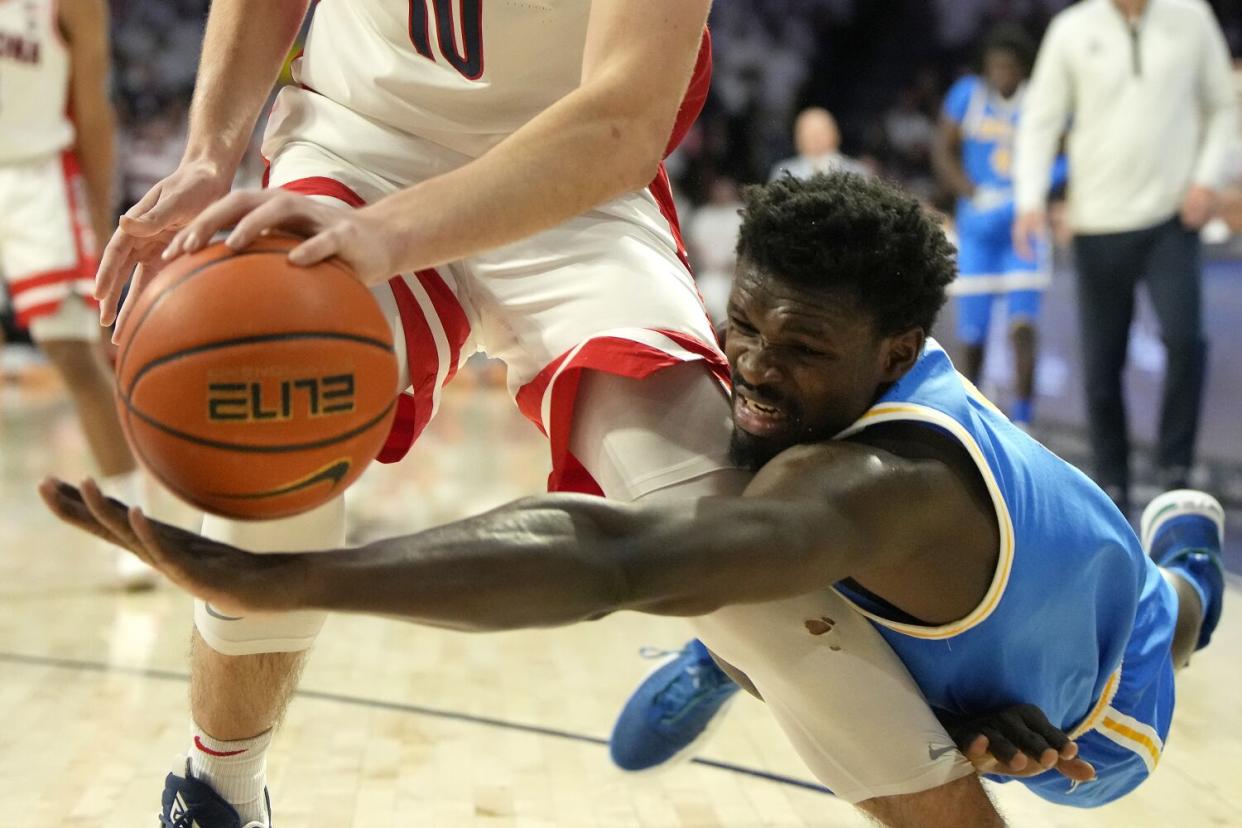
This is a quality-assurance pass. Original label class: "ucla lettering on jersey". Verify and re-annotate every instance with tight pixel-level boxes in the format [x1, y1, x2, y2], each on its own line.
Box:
[0, 0, 73, 164]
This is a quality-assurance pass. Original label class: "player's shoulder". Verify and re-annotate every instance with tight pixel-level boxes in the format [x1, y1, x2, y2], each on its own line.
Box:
[946, 74, 981, 97]
[942, 75, 979, 119]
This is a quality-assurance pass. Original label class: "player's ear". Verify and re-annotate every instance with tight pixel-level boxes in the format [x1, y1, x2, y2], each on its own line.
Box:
[879, 327, 923, 382]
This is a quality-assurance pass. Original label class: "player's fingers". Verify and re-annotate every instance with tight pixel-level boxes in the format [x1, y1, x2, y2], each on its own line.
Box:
[288, 228, 342, 268]
[978, 726, 1025, 771]
[38, 477, 120, 546]
[128, 507, 172, 568]
[119, 184, 165, 226]
[999, 709, 1058, 768]
[1054, 756, 1096, 783]
[163, 190, 267, 260]
[80, 478, 144, 553]
[223, 193, 322, 251]
[963, 733, 990, 760]
[95, 232, 138, 325]
[1016, 704, 1074, 758]
[112, 261, 154, 344]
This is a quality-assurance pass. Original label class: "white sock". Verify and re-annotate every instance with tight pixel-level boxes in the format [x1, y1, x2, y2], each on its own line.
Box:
[188, 725, 273, 826]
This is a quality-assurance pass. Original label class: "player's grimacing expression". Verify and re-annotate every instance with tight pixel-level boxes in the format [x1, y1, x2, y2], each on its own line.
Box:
[725, 261, 922, 471]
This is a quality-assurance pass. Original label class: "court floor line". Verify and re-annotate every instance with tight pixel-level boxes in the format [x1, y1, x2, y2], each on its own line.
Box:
[0, 650, 833, 796]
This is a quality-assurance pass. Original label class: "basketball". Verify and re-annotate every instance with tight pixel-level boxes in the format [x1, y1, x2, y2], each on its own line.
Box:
[114, 233, 399, 520]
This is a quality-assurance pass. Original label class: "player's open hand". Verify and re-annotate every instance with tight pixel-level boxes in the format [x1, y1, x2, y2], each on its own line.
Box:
[97, 160, 233, 341]
[162, 189, 402, 288]
[38, 477, 305, 617]
[947, 703, 1096, 783]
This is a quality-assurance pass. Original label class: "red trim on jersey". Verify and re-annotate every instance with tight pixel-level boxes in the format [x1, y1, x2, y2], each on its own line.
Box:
[280, 176, 367, 209]
[647, 165, 691, 274]
[514, 331, 728, 493]
[665, 28, 712, 158]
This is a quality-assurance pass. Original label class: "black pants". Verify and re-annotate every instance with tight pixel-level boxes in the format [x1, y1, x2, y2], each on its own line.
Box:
[1072, 217, 1207, 498]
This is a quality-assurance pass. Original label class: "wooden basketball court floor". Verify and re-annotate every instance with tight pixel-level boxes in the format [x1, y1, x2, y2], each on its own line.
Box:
[2, 375, 1240, 827]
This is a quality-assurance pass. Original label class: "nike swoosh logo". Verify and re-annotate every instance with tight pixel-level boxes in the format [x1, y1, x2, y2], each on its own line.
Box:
[928, 744, 958, 760]
[204, 603, 244, 621]
[211, 459, 352, 500]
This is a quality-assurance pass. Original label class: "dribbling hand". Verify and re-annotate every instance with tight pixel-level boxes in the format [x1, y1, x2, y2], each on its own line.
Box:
[96, 160, 233, 342]
[161, 189, 404, 288]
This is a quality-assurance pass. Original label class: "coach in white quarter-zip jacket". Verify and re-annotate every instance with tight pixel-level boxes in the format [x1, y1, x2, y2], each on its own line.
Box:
[1013, 0, 1236, 513]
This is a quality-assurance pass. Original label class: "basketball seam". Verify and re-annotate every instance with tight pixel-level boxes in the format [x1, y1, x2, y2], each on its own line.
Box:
[117, 248, 267, 380]
[119, 395, 399, 454]
[122, 331, 395, 399]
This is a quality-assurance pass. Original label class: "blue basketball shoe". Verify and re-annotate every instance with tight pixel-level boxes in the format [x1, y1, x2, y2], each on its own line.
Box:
[609, 639, 740, 771]
[1140, 489, 1226, 651]
[161, 757, 271, 828]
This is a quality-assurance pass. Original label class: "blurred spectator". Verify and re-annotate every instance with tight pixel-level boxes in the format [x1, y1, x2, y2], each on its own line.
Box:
[1014, 0, 1239, 510]
[686, 177, 744, 325]
[769, 108, 869, 181]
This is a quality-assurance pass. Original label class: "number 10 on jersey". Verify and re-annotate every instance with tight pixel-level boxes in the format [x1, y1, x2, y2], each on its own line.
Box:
[408, 0, 484, 80]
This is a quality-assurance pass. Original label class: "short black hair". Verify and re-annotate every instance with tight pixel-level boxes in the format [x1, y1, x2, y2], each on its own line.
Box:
[736, 172, 956, 336]
[982, 24, 1036, 74]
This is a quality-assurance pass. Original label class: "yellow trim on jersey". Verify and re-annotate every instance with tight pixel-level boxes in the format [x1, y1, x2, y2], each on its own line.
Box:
[1100, 707, 1164, 773]
[1068, 667, 1122, 740]
[831, 400, 1015, 639]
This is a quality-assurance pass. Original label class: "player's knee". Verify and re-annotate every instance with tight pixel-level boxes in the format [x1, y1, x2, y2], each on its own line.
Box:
[194, 599, 327, 656]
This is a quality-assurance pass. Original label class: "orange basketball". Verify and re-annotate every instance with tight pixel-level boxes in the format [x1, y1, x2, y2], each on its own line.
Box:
[114, 234, 399, 520]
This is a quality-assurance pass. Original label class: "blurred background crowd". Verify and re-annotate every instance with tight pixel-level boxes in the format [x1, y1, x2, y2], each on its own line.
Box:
[7, 0, 1242, 522]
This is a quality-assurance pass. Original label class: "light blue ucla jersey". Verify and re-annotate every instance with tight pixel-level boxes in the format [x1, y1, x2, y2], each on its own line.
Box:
[944, 76, 1068, 238]
[835, 340, 1176, 805]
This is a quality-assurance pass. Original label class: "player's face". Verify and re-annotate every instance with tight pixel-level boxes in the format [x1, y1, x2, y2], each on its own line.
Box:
[724, 262, 918, 471]
[984, 49, 1025, 98]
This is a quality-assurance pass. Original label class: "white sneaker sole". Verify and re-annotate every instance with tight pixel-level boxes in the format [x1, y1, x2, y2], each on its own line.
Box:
[1139, 489, 1225, 555]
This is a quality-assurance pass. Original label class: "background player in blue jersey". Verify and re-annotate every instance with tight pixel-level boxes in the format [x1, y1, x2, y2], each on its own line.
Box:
[932, 26, 1062, 428]
[45, 174, 1226, 825]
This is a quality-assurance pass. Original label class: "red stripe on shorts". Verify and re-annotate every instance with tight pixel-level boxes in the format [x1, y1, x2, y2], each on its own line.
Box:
[414, 269, 470, 385]
[515, 332, 728, 494]
[382, 278, 438, 464]
[376, 271, 472, 464]
[279, 177, 367, 208]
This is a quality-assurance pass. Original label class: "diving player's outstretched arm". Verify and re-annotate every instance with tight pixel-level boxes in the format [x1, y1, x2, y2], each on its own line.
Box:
[160, 0, 714, 286]
[42, 439, 976, 627]
[94, 0, 311, 334]
[43, 438, 1013, 827]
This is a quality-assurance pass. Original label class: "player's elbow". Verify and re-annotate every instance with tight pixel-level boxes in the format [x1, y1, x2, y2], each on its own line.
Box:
[616, 126, 668, 192]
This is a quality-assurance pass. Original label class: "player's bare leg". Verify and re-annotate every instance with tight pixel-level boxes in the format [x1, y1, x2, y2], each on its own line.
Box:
[1009, 319, 1037, 427]
[38, 336, 133, 476]
[34, 307, 157, 588]
[176, 493, 345, 826]
[960, 342, 985, 385]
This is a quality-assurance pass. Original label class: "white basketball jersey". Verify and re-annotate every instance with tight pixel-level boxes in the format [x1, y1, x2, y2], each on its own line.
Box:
[297, 0, 591, 159]
[0, 0, 73, 164]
